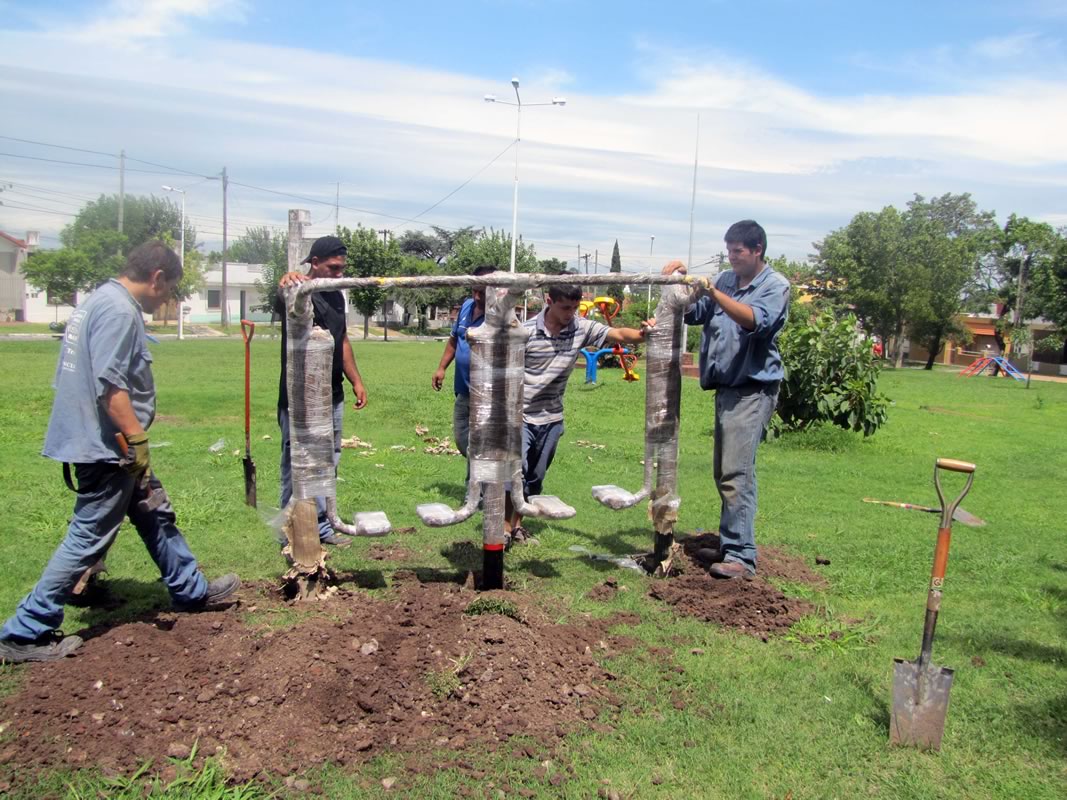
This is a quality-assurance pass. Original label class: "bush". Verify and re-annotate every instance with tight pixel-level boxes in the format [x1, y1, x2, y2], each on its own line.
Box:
[772, 310, 889, 437]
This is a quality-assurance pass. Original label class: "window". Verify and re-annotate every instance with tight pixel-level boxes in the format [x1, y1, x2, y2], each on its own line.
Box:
[207, 289, 221, 309]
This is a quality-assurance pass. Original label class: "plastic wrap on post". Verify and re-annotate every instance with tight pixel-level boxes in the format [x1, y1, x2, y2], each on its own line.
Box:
[467, 286, 529, 485]
[646, 283, 687, 534]
[287, 324, 336, 501]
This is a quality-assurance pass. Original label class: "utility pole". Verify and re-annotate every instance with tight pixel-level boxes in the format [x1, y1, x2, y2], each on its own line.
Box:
[647, 235, 655, 316]
[377, 229, 390, 340]
[335, 182, 340, 231]
[117, 149, 125, 234]
[221, 166, 229, 328]
[576, 244, 581, 273]
[687, 113, 700, 270]
[581, 253, 590, 274]
[594, 249, 598, 274]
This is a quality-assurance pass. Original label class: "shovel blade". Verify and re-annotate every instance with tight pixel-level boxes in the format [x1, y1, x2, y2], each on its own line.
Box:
[243, 457, 257, 508]
[890, 657, 954, 750]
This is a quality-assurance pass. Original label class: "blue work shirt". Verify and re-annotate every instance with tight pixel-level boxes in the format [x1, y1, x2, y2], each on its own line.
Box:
[452, 297, 485, 396]
[685, 266, 791, 390]
[43, 279, 156, 464]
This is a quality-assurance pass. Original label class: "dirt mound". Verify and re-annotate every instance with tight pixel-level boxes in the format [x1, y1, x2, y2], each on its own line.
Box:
[0, 580, 635, 783]
[646, 533, 819, 637]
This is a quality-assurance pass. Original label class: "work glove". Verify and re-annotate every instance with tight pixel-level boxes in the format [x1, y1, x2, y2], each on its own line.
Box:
[121, 432, 151, 476]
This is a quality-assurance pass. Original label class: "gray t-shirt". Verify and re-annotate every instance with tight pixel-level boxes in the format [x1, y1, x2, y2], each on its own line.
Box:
[43, 279, 156, 464]
[522, 312, 610, 425]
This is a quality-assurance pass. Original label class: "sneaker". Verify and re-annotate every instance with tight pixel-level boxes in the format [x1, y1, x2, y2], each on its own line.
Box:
[0, 631, 83, 663]
[321, 533, 353, 548]
[174, 573, 241, 611]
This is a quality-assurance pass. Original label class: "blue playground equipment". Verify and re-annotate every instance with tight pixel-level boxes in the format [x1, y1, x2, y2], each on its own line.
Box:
[958, 355, 1025, 382]
[581, 347, 631, 384]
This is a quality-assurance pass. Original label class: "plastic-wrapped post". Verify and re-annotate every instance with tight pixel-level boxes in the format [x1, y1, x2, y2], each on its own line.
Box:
[590, 282, 691, 574]
[468, 286, 529, 589]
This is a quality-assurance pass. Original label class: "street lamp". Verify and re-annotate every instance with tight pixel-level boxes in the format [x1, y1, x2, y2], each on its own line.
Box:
[484, 77, 566, 273]
[161, 184, 186, 340]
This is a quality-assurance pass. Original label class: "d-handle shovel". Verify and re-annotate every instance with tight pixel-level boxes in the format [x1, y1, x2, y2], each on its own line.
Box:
[890, 457, 976, 751]
[241, 320, 257, 508]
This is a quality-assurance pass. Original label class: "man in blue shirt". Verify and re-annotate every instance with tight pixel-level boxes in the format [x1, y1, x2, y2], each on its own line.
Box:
[0, 241, 240, 663]
[431, 265, 496, 459]
[662, 220, 790, 578]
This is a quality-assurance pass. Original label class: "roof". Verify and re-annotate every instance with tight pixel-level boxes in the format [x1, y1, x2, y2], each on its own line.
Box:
[0, 231, 27, 248]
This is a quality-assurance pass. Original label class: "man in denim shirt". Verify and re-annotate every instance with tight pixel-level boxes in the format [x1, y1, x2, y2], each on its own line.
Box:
[0, 242, 239, 663]
[662, 220, 790, 578]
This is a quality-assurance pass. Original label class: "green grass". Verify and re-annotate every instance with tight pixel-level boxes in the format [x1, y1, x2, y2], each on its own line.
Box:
[0, 339, 1065, 798]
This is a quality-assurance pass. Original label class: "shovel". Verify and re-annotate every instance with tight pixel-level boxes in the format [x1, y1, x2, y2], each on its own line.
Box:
[890, 457, 975, 751]
[862, 497, 985, 527]
[241, 319, 257, 508]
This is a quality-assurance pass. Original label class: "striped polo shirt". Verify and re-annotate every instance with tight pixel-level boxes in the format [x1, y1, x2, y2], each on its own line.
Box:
[522, 311, 610, 425]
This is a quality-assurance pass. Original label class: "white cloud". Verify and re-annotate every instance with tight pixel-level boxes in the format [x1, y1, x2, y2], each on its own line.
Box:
[65, 0, 246, 44]
[0, 25, 1064, 263]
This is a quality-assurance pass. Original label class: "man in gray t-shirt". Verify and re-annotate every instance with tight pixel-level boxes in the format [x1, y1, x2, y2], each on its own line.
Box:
[507, 284, 652, 544]
[0, 242, 240, 664]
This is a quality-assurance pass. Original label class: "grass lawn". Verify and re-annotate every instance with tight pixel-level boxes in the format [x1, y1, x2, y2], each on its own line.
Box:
[0, 338, 1064, 799]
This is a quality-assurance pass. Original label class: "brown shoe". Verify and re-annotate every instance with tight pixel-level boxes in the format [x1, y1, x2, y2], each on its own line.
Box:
[694, 547, 724, 565]
[709, 561, 754, 580]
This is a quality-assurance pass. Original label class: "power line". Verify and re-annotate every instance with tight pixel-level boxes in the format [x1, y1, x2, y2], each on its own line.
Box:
[0, 202, 78, 217]
[0, 151, 190, 176]
[389, 139, 516, 232]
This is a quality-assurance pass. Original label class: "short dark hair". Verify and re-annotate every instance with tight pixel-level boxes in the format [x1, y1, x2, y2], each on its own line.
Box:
[122, 240, 183, 283]
[472, 264, 497, 277]
[548, 284, 582, 303]
[724, 220, 767, 259]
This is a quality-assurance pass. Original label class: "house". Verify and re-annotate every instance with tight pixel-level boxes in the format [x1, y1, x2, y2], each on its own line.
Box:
[182, 262, 274, 324]
[0, 230, 62, 323]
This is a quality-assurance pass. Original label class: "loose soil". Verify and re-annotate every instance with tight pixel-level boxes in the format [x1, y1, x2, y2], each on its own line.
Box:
[0, 579, 635, 785]
[646, 533, 822, 637]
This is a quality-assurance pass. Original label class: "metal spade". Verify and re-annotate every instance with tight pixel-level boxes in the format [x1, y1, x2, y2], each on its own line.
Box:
[890, 457, 976, 751]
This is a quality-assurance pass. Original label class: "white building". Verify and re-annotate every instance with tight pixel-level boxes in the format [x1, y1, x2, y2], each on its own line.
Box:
[0, 230, 71, 324]
[184, 262, 274, 324]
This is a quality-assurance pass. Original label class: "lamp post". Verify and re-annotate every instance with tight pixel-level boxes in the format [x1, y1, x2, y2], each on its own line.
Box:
[161, 184, 186, 340]
[484, 78, 566, 273]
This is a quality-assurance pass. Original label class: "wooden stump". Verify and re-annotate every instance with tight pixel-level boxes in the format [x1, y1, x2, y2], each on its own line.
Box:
[281, 499, 335, 600]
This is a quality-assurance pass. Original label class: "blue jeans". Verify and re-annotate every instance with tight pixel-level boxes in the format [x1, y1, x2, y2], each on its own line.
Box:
[1, 463, 208, 642]
[278, 400, 344, 540]
[713, 384, 778, 574]
[522, 420, 565, 497]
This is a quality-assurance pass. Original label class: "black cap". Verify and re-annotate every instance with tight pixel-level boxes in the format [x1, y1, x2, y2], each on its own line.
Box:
[302, 235, 347, 264]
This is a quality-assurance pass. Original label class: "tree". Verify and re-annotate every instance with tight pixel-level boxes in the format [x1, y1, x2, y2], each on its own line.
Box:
[400, 255, 462, 334]
[903, 193, 996, 369]
[227, 226, 285, 266]
[991, 216, 1059, 363]
[65, 194, 195, 255]
[1029, 234, 1067, 362]
[449, 228, 539, 273]
[21, 228, 127, 317]
[814, 206, 914, 366]
[608, 239, 624, 306]
[339, 226, 402, 339]
[538, 257, 570, 274]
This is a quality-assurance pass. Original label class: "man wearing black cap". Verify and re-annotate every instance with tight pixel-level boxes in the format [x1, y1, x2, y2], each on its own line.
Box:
[276, 235, 368, 547]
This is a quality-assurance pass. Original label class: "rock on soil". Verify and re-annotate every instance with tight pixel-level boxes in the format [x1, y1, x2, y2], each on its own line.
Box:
[0, 581, 634, 784]
[647, 533, 819, 636]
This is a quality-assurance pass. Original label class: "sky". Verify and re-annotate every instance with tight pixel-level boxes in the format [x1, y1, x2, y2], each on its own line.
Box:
[0, 0, 1064, 273]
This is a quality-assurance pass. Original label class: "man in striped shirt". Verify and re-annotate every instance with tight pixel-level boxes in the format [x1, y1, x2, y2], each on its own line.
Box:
[508, 284, 652, 544]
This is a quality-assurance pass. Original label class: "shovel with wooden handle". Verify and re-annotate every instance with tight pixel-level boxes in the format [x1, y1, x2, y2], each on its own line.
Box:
[241, 320, 257, 508]
[890, 457, 976, 751]
[862, 498, 985, 527]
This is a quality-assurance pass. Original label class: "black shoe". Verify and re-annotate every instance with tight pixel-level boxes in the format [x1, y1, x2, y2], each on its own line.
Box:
[0, 631, 83, 663]
[174, 573, 241, 612]
[694, 547, 724, 565]
[321, 533, 353, 548]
